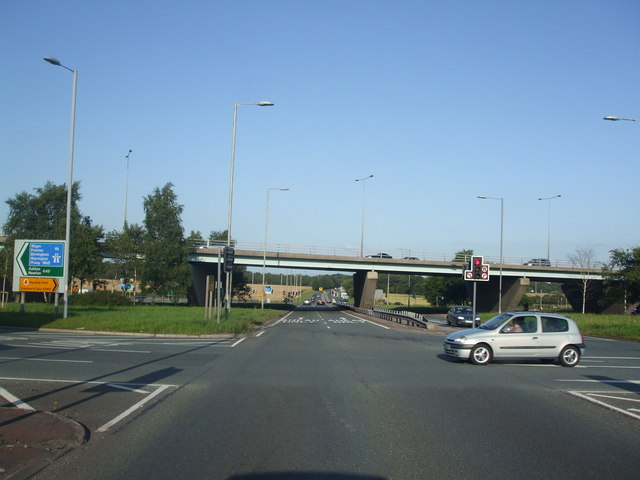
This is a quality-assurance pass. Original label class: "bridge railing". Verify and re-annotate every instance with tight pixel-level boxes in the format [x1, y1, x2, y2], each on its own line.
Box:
[188, 239, 601, 269]
[349, 306, 430, 329]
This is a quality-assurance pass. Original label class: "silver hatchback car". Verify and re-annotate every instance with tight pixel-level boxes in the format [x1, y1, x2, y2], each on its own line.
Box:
[443, 312, 585, 366]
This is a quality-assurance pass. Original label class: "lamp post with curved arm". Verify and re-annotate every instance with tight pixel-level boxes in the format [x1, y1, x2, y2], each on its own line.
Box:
[603, 115, 639, 123]
[355, 175, 373, 257]
[225, 101, 274, 313]
[124, 149, 133, 228]
[43, 57, 77, 319]
[262, 187, 289, 309]
[538, 194, 561, 261]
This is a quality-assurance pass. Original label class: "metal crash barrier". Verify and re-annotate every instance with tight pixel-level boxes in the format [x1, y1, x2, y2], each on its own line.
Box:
[349, 306, 432, 329]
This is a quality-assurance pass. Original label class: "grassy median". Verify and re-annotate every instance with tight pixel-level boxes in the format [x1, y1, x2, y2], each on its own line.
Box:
[0, 302, 289, 335]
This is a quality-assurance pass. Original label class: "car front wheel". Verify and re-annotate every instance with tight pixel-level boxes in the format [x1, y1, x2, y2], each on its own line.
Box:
[559, 345, 580, 367]
[469, 344, 492, 365]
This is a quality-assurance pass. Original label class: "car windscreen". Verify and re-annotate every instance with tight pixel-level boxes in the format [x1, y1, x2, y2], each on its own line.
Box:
[478, 313, 513, 330]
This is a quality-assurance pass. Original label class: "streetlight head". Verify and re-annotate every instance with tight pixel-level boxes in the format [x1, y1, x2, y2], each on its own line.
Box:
[257, 101, 274, 107]
[477, 195, 487, 199]
[280, 187, 289, 191]
[603, 115, 620, 121]
[43, 57, 61, 66]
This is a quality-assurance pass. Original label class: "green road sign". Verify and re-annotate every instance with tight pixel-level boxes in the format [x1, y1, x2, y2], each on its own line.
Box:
[15, 240, 65, 278]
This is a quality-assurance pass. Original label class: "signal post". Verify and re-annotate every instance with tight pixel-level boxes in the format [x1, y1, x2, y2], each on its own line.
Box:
[463, 256, 490, 326]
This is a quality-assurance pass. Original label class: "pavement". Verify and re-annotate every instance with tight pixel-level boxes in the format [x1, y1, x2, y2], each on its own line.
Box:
[0, 408, 86, 480]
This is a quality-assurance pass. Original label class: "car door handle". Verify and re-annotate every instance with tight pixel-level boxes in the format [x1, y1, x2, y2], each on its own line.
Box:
[532, 336, 538, 340]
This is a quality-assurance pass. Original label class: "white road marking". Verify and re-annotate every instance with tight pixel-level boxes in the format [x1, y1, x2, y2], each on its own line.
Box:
[582, 356, 640, 360]
[25, 344, 151, 353]
[106, 383, 149, 394]
[97, 384, 172, 432]
[569, 390, 640, 421]
[343, 312, 390, 329]
[557, 379, 640, 385]
[231, 338, 246, 347]
[0, 356, 92, 363]
[0, 387, 34, 410]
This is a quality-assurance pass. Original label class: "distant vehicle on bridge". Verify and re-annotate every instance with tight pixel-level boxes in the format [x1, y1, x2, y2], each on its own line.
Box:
[366, 252, 392, 259]
[524, 258, 551, 266]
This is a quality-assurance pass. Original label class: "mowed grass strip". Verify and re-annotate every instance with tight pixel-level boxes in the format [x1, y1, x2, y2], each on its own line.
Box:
[0, 303, 286, 335]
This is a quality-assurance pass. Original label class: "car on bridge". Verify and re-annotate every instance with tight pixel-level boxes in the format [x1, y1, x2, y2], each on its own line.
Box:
[443, 312, 585, 367]
[524, 258, 551, 266]
[366, 253, 392, 259]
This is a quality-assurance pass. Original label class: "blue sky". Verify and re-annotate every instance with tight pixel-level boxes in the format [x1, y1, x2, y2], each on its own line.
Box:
[1, 0, 639, 266]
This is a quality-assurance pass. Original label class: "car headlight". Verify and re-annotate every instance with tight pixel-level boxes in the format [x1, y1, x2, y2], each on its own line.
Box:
[457, 316, 465, 320]
[452, 336, 467, 344]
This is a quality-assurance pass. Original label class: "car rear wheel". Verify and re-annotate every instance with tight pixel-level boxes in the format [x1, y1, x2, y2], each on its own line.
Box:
[559, 345, 580, 367]
[469, 344, 492, 365]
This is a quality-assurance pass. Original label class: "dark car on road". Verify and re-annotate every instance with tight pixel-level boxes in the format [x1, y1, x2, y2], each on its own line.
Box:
[447, 305, 480, 327]
[524, 258, 551, 266]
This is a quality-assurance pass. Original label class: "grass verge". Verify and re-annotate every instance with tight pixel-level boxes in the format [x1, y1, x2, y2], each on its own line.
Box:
[0, 303, 289, 335]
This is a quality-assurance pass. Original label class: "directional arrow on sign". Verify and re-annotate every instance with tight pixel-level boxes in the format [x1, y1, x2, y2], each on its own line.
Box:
[20, 277, 59, 293]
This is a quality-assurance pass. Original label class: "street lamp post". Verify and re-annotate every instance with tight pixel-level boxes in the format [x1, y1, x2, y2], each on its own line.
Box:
[262, 187, 289, 309]
[538, 194, 561, 261]
[477, 195, 504, 313]
[43, 57, 77, 319]
[124, 149, 133, 228]
[355, 175, 373, 257]
[225, 101, 274, 313]
[603, 115, 639, 123]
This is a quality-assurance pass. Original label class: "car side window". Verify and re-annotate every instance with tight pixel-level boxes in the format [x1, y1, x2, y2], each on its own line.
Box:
[502, 316, 537, 333]
[542, 316, 568, 332]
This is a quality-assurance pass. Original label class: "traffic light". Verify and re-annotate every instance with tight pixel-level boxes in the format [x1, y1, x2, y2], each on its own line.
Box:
[223, 246, 235, 273]
[471, 256, 484, 280]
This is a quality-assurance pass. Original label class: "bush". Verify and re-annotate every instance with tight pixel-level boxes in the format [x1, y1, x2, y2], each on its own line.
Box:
[69, 291, 132, 306]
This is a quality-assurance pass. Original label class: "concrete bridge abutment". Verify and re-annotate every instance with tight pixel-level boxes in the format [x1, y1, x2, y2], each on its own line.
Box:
[353, 271, 378, 309]
[471, 276, 530, 313]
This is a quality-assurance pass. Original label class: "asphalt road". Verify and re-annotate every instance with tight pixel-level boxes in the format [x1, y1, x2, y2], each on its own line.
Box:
[1, 308, 640, 479]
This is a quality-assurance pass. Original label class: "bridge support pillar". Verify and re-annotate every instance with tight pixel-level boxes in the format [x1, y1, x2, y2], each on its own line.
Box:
[472, 276, 530, 312]
[190, 263, 209, 307]
[353, 271, 378, 309]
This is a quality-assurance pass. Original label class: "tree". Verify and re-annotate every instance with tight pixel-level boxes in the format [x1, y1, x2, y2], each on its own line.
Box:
[422, 249, 475, 305]
[4, 182, 80, 241]
[3, 181, 103, 294]
[568, 246, 598, 314]
[453, 249, 474, 263]
[72, 216, 105, 292]
[423, 276, 468, 305]
[603, 246, 640, 312]
[104, 223, 145, 292]
[141, 183, 189, 299]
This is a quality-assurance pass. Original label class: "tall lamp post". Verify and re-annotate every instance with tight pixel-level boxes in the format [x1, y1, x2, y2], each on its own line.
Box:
[262, 187, 289, 309]
[603, 115, 639, 123]
[124, 149, 133, 228]
[225, 101, 274, 313]
[538, 194, 561, 261]
[477, 195, 504, 313]
[43, 56, 77, 319]
[355, 175, 373, 257]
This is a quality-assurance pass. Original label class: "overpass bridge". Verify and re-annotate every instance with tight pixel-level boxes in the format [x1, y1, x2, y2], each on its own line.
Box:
[188, 242, 603, 312]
